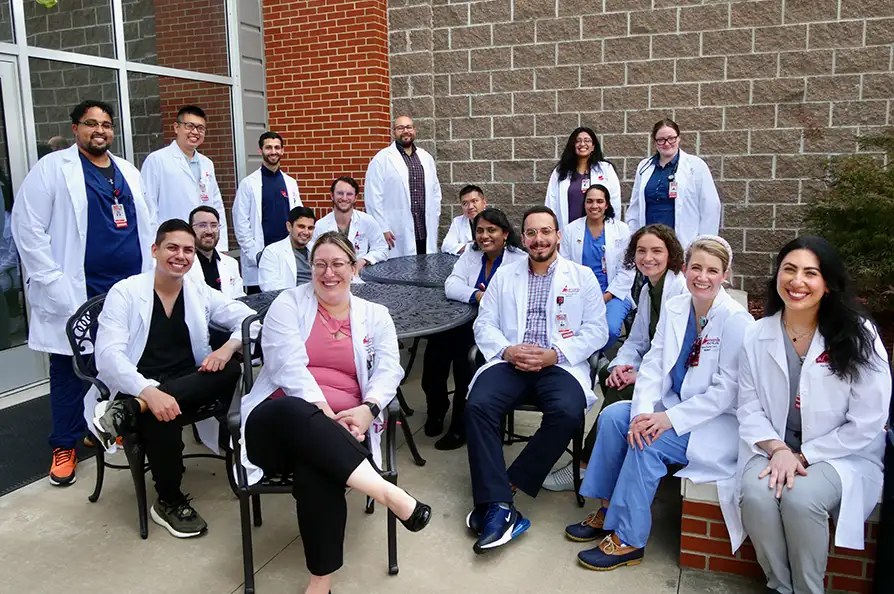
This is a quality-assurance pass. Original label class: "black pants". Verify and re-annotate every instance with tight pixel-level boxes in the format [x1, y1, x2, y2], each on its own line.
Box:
[245, 397, 370, 576]
[415, 238, 427, 255]
[421, 321, 475, 434]
[245, 285, 261, 295]
[135, 360, 241, 503]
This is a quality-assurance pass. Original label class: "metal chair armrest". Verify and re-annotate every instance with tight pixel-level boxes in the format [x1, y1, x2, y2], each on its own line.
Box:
[227, 387, 243, 440]
[887, 427, 894, 449]
[588, 351, 601, 371]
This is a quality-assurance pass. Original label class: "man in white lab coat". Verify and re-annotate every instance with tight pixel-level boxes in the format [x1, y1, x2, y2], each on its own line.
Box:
[441, 184, 487, 255]
[363, 115, 442, 257]
[258, 206, 316, 292]
[186, 205, 244, 300]
[12, 100, 156, 487]
[141, 105, 228, 251]
[232, 131, 302, 293]
[89, 219, 254, 538]
[464, 206, 608, 554]
[312, 176, 388, 277]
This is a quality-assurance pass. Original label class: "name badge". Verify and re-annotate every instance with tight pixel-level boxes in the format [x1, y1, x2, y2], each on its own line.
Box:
[581, 177, 590, 191]
[601, 255, 607, 275]
[668, 181, 678, 199]
[112, 202, 128, 229]
[556, 312, 569, 330]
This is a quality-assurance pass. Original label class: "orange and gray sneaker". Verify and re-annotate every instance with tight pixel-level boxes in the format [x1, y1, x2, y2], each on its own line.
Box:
[49, 447, 77, 486]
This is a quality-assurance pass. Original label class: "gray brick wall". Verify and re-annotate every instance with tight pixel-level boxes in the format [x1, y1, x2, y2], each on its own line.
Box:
[388, 0, 894, 293]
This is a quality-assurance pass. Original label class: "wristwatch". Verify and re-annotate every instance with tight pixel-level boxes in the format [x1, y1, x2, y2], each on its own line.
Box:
[363, 401, 381, 417]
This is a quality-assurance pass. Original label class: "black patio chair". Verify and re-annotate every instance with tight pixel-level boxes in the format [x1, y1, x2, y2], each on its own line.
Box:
[228, 310, 425, 594]
[66, 294, 233, 539]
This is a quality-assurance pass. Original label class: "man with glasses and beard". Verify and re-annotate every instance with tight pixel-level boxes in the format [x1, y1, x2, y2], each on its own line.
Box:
[463, 205, 607, 554]
[186, 206, 244, 300]
[141, 105, 229, 251]
[232, 131, 302, 294]
[12, 100, 156, 487]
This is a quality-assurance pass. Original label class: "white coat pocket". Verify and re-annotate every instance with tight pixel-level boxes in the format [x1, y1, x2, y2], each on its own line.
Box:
[38, 276, 76, 316]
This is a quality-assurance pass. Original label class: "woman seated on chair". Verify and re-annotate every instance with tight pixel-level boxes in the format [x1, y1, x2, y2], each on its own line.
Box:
[239, 231, 432, 594]
[422, 208, 527, 451]
[736, 236, 890, 594]
[543, 224, 686, 492]
[559, 184, 634, 350]
[564, 236, 753, 571]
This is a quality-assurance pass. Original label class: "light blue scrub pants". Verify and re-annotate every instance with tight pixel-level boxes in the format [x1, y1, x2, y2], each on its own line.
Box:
[579, 401, 689, 549]
[604, 297, 632, 350]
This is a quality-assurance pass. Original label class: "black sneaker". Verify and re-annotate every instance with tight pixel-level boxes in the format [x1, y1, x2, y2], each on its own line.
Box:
[150, 496, 208, 538]
[424, 415, 445, 437]
[93, 399, 133, 449]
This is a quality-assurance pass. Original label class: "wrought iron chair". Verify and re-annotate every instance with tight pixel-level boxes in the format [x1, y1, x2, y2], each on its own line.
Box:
[66, 294, 233, 539]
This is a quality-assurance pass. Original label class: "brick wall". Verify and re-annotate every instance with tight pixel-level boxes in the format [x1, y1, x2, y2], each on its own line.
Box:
[389, 0, 894, 292]
[263, 0, 392, 215]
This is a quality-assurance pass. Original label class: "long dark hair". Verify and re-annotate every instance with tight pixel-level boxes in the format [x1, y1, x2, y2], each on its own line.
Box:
[471, 207, 523, 252]
[555, 127, 607, 182]
[766, 236, 881, 380]
[584, 185, 615, 221]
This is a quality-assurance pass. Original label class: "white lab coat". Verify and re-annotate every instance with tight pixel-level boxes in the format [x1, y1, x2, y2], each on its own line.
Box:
[444, 246, 528, 304]
[441, 214, 474, 255]
[141, 141, 228, 251]
[364, 143, 442, 257]
[472, 255, 609, 409]
[630, 289, 753, 550]
[312, 209, 389, 265]
[239, 283, 404, 484]
[733, 314, 891, 552]
[185, 250, 245, 300]
[626, 149, 720, 250]
[609, 271, 688, 371]
[84, 271, 256, 453]
[559, 217, 635, 302]
[11, 145, 156, 355]
[231, 167, 302, 285]
[544, 162, 622, 232]
[258, 237, 314, 292]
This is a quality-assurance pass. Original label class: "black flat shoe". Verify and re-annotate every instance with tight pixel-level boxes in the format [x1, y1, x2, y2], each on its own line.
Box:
[434, 431, 466, 451]
[424, 416, 444, 437]
[400, 500, 432, 532]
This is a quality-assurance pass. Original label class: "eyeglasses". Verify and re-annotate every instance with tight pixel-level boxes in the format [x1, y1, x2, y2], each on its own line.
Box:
[192, 222, 219, 231]
[394, 125, 415, 132]
[312, 259, 353, 273]
[78, 120, 114, 131]
[178, 121, 207, 134]
[523, 227, 556, 239]
[654, 135, 678, 145]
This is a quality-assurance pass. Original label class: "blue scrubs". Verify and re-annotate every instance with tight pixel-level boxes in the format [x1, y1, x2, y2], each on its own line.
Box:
[644, 152, 679, 230]
[582, 225, 632, 350]
[81, 152, 142, 298]
[469, 249, 505, 303]
[579, 306, 700, 549]
[260, 167, 290, 246]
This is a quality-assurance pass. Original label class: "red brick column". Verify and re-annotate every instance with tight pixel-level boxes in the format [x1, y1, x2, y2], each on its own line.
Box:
[262, 0, 391, 216]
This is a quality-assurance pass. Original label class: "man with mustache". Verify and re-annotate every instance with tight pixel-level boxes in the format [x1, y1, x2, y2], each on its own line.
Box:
[186, 205, 244, 299]
[12, 100, 156, 487]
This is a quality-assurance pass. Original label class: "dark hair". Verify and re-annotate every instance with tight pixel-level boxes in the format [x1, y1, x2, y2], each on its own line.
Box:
[188, 205, 219, 225]
[176, 105, 206, 121]
[555, 127, 607, 182]
[154, 218, 195, 246]
[650, 118, 680, 140]
[288, 206, 317, 225]
[258, 131, 283, 148]
[70, 100, 114, 125]
[521, 205, 559, 232]
[470, 208, 524, 252]
[330, 176, 359, 195]
[584, 184, 615, 221]
[459, 184, 485, 199]
[766, 236, 881, 381]
[623, 224, 684, 273]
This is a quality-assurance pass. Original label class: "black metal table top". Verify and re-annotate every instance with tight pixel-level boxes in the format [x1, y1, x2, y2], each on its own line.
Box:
[236, 283, 475, 340]
[359, 253, 459, 288]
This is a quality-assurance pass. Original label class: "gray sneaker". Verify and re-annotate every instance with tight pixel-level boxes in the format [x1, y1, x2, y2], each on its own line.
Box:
[92, 399, 133, 450]
[542, 461, 586, 492]
[150, 497, 208, 538]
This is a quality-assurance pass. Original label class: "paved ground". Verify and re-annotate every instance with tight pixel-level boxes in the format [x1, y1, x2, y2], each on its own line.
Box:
[0, 352, 767, 594]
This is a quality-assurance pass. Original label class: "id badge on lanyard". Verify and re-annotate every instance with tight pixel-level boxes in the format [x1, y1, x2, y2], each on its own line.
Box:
[668, 181, 678, 200]
[581, 176, 591, 192]
[199, 180, 210, 202]
[111, 189, 128, 229]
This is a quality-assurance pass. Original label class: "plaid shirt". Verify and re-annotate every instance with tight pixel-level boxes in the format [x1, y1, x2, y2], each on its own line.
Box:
[396, 142, 427, 242]
[520, 259, 567, 363]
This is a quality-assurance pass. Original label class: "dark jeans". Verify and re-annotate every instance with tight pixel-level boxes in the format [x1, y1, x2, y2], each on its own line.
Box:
[245, 397, 369, 576]
[134, 360, 241, 503]
[48, 354, 89, 449]
[466, 363, 586, 505]
[583, 366, 636, 461]
[421, 321, 475, 435]
[245, 285, 261, 295]
[415, 238, 427, 255]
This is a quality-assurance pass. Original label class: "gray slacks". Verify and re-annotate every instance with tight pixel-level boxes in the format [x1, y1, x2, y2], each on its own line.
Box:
[740, 454, 843, 594]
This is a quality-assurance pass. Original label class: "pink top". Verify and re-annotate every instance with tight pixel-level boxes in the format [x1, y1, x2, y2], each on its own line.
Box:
[304, 305, 362, 413]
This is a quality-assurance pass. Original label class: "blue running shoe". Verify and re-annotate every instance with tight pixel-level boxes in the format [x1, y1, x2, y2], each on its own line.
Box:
[472, 503, 530, 554]
[578, 534, 645, 571]
[466, 505, 486, 535]
[565, 508, 609, 542]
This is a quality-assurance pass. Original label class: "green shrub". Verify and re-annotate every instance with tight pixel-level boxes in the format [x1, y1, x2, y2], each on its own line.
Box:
[805, 129, 894, 309]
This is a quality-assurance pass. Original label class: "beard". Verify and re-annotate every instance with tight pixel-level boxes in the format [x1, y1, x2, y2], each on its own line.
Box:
[82, 138, 109, 156]
[528, 243, 557, 262]
[262, 153, 280, 166]
[398, 135, 414, 148]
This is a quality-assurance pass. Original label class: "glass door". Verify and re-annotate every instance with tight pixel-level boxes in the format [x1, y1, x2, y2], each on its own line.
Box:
[0, 56, 48, 396]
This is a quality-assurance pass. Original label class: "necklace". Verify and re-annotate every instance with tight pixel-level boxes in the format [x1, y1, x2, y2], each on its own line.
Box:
[783, 320, 816, 343]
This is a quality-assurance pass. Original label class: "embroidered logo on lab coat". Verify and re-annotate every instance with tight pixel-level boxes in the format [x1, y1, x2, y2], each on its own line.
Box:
[281, 190, 288, 197]
[815, 351, 830, 365]
[561, 285, 580, 294]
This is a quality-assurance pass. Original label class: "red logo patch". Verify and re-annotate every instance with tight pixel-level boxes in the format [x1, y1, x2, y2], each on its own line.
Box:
[816, 352, 830, 364]
[281, 190, 288, 197]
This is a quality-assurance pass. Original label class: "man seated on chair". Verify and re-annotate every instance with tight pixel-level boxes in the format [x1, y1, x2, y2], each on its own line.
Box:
[185, 205, 245, 299]
[258, 206, 316, 292]
[465, 205, 608, 553]
[86, 219, 256, 538]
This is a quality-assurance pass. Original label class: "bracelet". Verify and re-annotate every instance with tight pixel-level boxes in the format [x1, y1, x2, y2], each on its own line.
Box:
[798, 452, 810, 468]
[768, 445, 790, 458]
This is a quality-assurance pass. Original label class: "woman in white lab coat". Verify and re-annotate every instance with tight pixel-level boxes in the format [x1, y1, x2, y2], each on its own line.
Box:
[736, 236, 890, 594]
[425, 208, 526, 450]
[559, 184, 633, 350]
[566, 236, 752, 572]
[626, 118, 721, 250]
[239, 232, 432, 594]
[545, 126, 621, 232]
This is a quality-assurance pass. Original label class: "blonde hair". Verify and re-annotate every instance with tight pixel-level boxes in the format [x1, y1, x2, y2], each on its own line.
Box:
[685, 235, 732, 273]
[310, 231, 357, 264]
